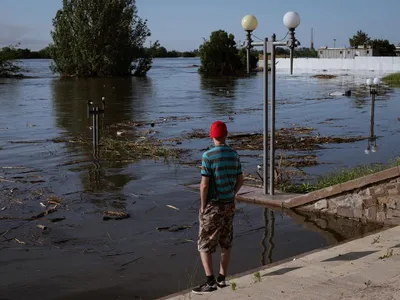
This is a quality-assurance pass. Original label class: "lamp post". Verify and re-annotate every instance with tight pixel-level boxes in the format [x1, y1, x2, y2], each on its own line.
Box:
[365, 78, 380, 154]
[242, 12, 301, 195]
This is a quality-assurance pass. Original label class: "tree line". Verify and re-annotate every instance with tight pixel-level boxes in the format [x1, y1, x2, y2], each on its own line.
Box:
[152, 46, 199, 58]
[0, 46, 51, 59]
[349, 30, 398, 56]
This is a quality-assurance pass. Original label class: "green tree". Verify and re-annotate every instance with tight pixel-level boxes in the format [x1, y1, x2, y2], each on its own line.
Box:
[0, 45, 22, 78]
[50, 0, 152, 77]
[349, 30, 370, 48]
[153, 46, 168, 58]
[370, 39, 396, 56]
[295, 47, 318, 58]
[199, 30, 255, 76]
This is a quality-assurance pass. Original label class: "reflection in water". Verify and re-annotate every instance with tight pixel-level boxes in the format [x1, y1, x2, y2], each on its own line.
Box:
[287, 209, 382, 243]
[260, 208, 275, 266]
[51, 77, 152, 197]
[365, 90, 378, 154]
[257, 207, 383, 266]
[52, 77, 153, 135]
[200, 76, 238, 116]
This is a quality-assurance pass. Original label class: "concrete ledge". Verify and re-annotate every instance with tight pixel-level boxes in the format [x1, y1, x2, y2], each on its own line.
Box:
[285, 166, 400, 209]
[185, 184, 297, 208]
[159, 226, 399, 300]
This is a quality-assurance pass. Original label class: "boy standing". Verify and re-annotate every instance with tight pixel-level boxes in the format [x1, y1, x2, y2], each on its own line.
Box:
[192, 121, 244, 294]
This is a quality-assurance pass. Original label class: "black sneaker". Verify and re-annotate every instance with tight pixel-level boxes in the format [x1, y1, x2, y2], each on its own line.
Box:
[192, 282, 217, 294]
[216, 279, 227, 288]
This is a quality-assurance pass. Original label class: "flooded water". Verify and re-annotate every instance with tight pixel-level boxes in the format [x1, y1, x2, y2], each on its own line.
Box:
[0, 58, 398, 300]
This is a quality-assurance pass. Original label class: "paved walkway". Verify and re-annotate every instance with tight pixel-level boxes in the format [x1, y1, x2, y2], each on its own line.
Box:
[161, 226, 400, 300]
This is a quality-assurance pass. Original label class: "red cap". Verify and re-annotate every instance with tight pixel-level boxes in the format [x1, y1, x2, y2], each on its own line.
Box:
[210, 121, 228, 139]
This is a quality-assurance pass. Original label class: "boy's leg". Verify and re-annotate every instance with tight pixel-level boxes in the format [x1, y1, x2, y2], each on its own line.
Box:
[217, 203, 235, 286]
[219, 247, 231, 276]
[193, 204, 220, 293]
[200, 251, 214, 276]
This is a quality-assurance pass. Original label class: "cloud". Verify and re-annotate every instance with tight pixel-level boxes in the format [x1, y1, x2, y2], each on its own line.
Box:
[0, 23, 51, 50]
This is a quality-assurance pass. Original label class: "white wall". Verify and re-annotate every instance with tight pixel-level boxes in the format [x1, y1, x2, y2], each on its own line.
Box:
[259, 57, 400, 76]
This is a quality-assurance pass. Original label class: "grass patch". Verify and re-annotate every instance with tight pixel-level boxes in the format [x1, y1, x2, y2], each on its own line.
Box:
[379, 249, 393, 260]
[230, 281, 237, 291]
[253, 272, 261, 283]
[382, 72, 400, 87]
[279, 160, 400, 194]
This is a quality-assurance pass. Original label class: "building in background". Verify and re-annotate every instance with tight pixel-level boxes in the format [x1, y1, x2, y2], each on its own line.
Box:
[396, 46, 400, 56]
[318, 45, 376, 59]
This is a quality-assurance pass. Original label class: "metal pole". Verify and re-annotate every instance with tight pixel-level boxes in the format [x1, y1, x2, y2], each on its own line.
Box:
[290, 48, 294, 75]
[246, 31, 252, 74]
[92, 108, 96, 154]
[263, 38, 269, 195]
[95, 107, 99, 153]
[289, 29, 295, 75]
[370, 90, 375, 139]
[269, 34, 276, 195]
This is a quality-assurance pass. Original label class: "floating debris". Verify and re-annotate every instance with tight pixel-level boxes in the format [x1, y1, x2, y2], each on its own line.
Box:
[157, 225, 192, 232]
[48, 217, 66, 223]
[37, 224, 47, 230]
[312, 74, 337, 79]
[30, 206, 58, 221]
[14, 238, 26, 245]
[229, 128, 367, 151]
[120, 256, 143, 267]
[183, 129, 208, 139]
[103, 211, 130, 221]
[166, 205, 179, 211]
[46, 196, 62, 205]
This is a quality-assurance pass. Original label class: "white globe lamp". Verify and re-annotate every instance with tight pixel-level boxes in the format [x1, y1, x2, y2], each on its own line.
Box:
[241, 15, 258, 32]
[366, 78, 373, 86]
[373, 78, 381, 86]
[283, 11, 301, 29]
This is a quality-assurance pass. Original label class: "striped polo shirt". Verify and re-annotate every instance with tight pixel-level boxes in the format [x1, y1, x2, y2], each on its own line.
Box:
[201, 145, 242, 203]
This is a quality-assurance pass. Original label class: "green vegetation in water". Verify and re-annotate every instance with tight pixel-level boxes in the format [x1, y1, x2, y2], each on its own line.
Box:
[0, 45, 23, 78]
[56, 135, 186, 164]
[382, 73, 400, 87]
[312, 74, 337, 79]
[99, 137, 186, 163]
[279, 159, 400, 194]
[199, 30, 258, 76]
[50, 0, 153, 77]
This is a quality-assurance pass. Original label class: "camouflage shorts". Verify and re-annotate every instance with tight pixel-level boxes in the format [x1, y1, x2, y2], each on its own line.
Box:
[198, 202, 235, 253]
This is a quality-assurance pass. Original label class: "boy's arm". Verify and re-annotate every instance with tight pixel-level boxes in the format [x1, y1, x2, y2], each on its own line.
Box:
[234, 173, 244, 195]
[200, 176, 210, 214]
[200, 153, 211, 213]
[234, 156, 244, 195]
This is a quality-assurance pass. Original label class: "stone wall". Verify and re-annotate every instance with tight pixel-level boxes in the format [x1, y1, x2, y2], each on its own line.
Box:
[299, 177, 400, 225]
[258, 56, 400, 75]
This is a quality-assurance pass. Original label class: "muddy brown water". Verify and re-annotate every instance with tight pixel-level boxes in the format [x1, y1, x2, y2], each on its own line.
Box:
[0, 58, 399, 300]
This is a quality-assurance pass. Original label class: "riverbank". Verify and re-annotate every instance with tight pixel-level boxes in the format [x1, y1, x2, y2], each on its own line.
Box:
[161, 225, 400, 300]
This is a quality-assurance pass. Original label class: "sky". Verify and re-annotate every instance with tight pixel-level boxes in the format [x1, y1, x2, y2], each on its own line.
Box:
[1, 0, 399, 51]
